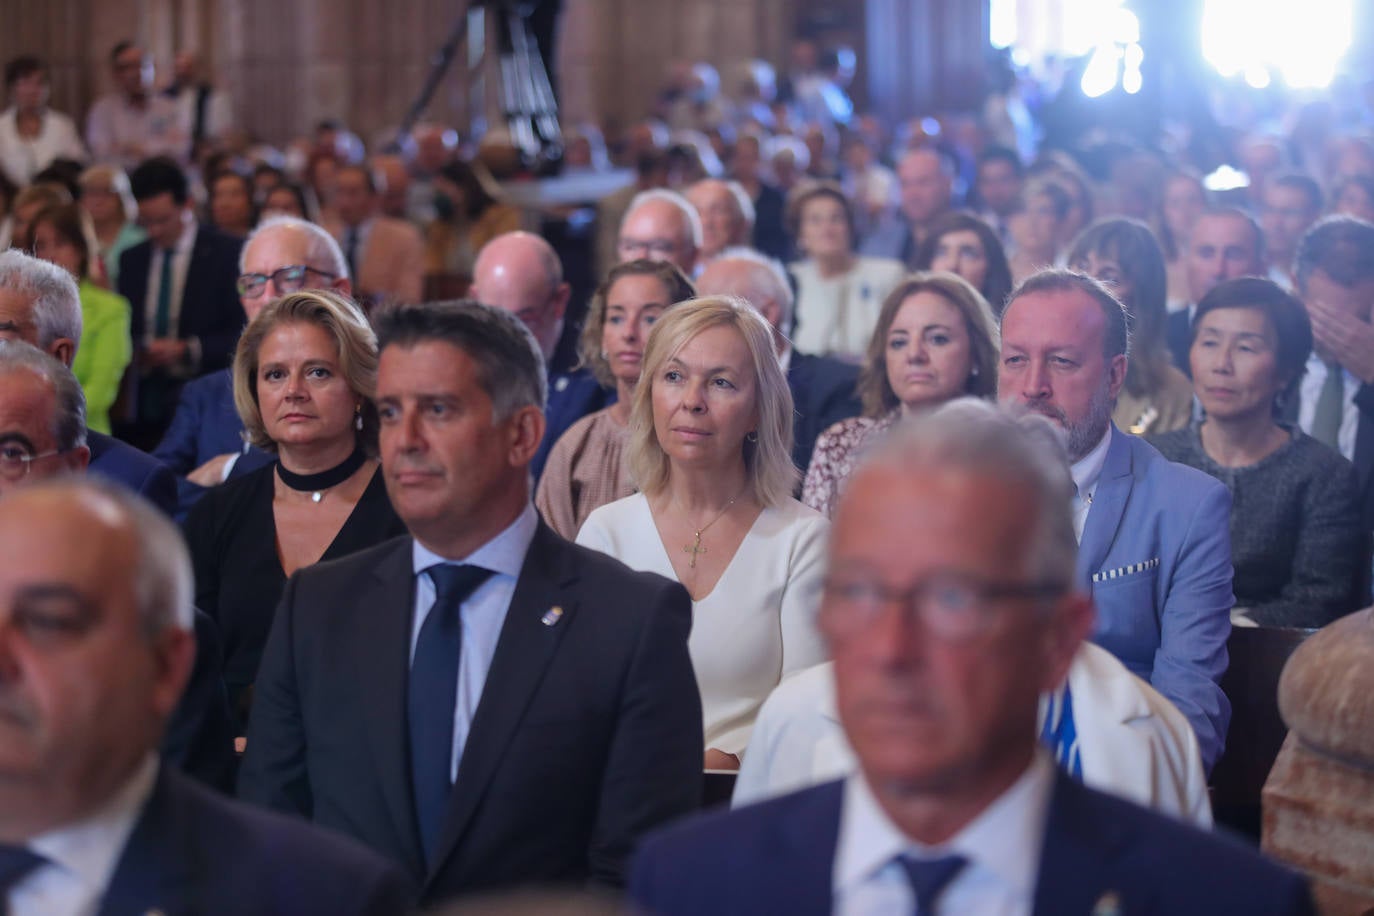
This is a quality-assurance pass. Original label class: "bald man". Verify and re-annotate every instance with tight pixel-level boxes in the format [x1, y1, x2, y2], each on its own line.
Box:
[684, 179, 754, 264]
[616, 189, 701, 275]
[470, 231, 609, 480]
[862, 147, 956, 267]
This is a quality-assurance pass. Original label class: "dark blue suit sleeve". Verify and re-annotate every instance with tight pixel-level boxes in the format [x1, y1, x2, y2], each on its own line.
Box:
[589, 577, 703, 886]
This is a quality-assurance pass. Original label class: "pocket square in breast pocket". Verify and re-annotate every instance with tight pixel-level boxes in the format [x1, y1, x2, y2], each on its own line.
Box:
[1092, 557, 1159, 584]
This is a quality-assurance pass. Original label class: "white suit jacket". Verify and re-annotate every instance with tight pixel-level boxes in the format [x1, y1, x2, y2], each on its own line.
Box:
[732, 643, 1212, 828]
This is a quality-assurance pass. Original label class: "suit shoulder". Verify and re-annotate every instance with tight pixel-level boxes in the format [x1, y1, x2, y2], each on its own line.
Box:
[559, 533, 684, 600]
[293, 534, 413, 587]
[642, 779, 842, 863]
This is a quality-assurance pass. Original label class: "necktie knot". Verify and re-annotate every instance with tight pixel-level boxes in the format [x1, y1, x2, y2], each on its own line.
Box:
[898, 853, 968, 914]
[427, 563, 493, 609]
[0, 843, 47, 893]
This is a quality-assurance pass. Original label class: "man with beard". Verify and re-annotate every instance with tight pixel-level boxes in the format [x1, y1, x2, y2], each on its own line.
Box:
[998, 270, 1234, 774]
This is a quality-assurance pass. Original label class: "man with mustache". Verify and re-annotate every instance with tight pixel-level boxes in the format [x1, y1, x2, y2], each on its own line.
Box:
[998, 269, 1234, 774]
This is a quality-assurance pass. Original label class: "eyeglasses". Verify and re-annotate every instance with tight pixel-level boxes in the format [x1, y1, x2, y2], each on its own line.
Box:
[0, 445, 67, 481]
[617, 237, 682, 259]
[236, 265, 337, 299]
[820, 572, 1067, 642]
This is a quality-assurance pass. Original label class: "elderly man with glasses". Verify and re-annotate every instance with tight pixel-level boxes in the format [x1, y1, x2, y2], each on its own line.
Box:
[152, 215, 351, 514]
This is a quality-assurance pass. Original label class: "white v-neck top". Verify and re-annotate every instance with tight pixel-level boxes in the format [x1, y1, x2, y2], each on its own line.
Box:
[578, 493, 830, 754]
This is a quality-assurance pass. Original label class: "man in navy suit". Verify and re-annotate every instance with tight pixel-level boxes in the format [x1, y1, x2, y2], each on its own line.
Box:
[1000, 269, 1234, 773]
[1165, 208, 1264, 375]
[631, 403, 1312, 916]
[0, 249, 176, 515]
[469, 231, 610, 481]
[697, 248, 861, 475]
[240, 301, 702, 905]
[0, 479, 413, 915]
[153, 215, 350, 513]
[117, 156, 244, 444]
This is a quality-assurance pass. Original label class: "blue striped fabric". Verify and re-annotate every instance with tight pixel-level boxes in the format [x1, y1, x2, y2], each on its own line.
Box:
[1040, 682, 1083, 779]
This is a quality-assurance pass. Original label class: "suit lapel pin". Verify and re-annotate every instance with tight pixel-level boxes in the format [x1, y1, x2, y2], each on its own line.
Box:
[1090, 890, 1122, 916]
[540, 606, 564, 627]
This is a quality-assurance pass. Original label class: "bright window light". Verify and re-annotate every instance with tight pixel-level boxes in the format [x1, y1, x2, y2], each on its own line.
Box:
[1202, 0, 1352, 89]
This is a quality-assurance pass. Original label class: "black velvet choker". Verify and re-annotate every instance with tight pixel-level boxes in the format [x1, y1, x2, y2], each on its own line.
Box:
[276, 448, 367, 502]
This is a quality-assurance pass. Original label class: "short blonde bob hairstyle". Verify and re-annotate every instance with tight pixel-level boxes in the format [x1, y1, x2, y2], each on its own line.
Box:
[233, 288, 380, 454]
[627, 295, 797, 507]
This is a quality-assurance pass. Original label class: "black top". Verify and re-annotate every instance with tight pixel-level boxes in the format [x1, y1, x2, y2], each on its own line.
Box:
[183, 461, 407, 722]
[1149, 422, 1363, 627]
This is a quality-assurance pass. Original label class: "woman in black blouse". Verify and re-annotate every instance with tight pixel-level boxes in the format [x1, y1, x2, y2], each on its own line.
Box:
[184, 289, 406, 730]
[1149, 277, 1362, 628]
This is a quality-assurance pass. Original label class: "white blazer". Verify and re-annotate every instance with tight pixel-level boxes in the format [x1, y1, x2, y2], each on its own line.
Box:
[733, 642, 1212, 828]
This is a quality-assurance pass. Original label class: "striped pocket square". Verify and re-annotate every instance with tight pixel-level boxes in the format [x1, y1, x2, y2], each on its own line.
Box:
[1092, 557, 1159, 583]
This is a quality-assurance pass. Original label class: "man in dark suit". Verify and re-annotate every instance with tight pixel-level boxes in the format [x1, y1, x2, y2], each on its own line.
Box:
[1288, 216, 1374, 530]
[153, 215, 351, 514]
[1165, 207, 1264, 375]
[0, 249, 177, 515]
[470, 231, 610, 481]
[697, 249, 861, 475]
[239, 300, 703, 906]
[117, 156, 244, 444]
[630, 404, 1313, 916]
[0, 479, 413, 915]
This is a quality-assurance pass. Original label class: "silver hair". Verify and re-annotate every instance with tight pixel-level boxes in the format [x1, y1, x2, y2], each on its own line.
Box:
[0, 339, 87, 450]
[854, 398, 1077, 586]
[240, 214, 350, 282]
[0, 249, 82, 353]
[708, 246, 795, 331]
[624, 188, 704, 249]
[19, 478, 194, 634]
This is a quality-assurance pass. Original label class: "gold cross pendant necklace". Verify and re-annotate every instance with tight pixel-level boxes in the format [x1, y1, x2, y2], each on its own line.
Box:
[683, 488, 745, 569]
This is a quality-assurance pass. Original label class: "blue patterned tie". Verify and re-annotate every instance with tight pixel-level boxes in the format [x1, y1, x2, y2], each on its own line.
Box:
[0, 843, 47, 911]
[1040, 682, 1083, 779]
[898, 853, 968, 914]
[408, 563, 493, 866]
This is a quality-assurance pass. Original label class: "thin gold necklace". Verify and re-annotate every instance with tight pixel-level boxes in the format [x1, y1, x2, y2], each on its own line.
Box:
[682, 485, 748, 569]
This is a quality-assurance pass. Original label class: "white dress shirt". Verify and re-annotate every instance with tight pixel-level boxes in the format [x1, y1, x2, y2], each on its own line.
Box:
[0, 107, 87, 187]
[410, 503, 538, 781]
[142, 216, 198, 345]
[9, 755, 158, 916]
[1298, 353, 1359, 462]
[833, 752, 1055, 916]
[1070, 425, 1112, 542]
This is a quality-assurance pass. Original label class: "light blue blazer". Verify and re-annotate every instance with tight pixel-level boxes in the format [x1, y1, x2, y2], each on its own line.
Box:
[1077, 425, 1234, 773]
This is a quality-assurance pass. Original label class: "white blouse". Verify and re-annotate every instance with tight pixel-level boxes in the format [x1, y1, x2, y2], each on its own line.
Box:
[577, 493, 830, 755]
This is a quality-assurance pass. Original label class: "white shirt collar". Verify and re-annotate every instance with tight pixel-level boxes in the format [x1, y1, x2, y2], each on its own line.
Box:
[835, 751, 1055, 902]
[1070, 424, 1113, 503]
[412, 502, 539, 579]
[27, 754, 159, 899]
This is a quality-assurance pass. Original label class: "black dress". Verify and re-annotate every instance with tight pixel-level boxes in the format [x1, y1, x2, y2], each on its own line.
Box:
[183, 461, 408, 728]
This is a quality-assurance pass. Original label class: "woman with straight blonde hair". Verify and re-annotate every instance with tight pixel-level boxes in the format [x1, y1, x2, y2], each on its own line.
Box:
[578, 295, 829, 770]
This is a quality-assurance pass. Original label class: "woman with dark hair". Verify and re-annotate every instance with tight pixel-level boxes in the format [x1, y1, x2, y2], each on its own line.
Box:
[423, 158, 521, 276]
[1331, 172, 1374, 224]
[785, 180, 904, 361]
[1069, 217, 1194, 435]
[184, 289, 406, 728]
[0, 56, 86, 188]
[802, 272, 1000, 517]
[262, 182, 311, 220]
[915, 210, 1014, 314]
[1149, 277, 1361, 628]
[209, 169, 258, 238]
[536, 259, 697, 539]
[29, 202, 132, 434]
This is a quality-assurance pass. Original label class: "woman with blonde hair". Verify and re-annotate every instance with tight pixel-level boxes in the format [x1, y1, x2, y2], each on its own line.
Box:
[77, 164, 145, 286]
[578, 296, 828, 770]
[803, 272, 1000, 516]
[536, 258, 696, 539]
[184, 288, 406, 729]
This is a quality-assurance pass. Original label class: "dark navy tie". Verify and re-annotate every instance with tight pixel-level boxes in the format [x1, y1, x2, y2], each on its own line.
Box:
[898, 853, 968, 914]
[408, 563, 492, 866]
[0, 843, 47, 912]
